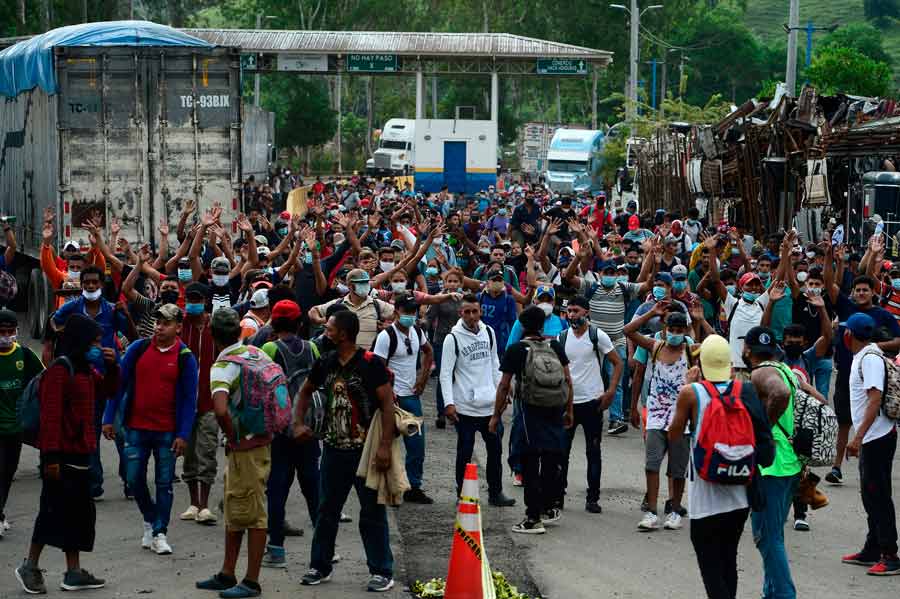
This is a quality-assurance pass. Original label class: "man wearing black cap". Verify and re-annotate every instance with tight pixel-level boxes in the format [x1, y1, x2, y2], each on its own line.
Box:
[744, 326, 800, 599]
[373, 293, 435, 504]
[0, 309, 43, 537]
[103, 304, 199, 557]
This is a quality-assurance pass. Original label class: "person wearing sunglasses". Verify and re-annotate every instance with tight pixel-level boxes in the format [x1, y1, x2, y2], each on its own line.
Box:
[372, 293, 435, 504]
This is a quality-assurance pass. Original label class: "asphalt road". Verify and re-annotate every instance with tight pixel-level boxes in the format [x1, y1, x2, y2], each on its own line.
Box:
[3, 321, 900, 598]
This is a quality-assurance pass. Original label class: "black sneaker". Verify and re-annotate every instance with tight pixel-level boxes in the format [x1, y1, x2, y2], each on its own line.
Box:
[435, 416, 446, 429]
[15, 560, 46, 594]
[60, 568, 105, 591]
[300, 569, 331, 586]
[197, 573, 238, 591]
[664, 499, 688, 517]
[283, 520, 304, 537]
[511, 518, 545, 534]
[586, 501, 602, 514]
[608, 421, 628, 435]
[367, 574, 395, 592]
[542, 508, 561, 524]
[488, 493, 516, 507]
[825, 467, 843, 485]
[403, 488, 435, 504]
[640, 494, 650, 513]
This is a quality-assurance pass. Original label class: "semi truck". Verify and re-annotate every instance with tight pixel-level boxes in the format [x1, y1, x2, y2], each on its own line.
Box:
[544, 128, 606, 195]
[366, 118, 415, 176]
[413, 119, 497, 195]
[0, 21, 245, 338]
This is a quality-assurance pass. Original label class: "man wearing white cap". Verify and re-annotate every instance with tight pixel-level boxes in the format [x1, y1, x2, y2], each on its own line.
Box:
[240, 289, 270, 340]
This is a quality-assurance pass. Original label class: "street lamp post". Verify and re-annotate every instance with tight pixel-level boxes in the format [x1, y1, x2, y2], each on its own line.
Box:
[611, 2, 662, 135]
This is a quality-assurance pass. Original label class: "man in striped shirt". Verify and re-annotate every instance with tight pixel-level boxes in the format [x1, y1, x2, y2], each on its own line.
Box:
[563, 244, 655, 434]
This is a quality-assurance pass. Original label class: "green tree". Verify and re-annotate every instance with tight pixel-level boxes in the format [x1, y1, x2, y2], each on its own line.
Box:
[260, 75, 336, 169]
[820, 22, 892, 65]
[864, 0, 900, 21]
[806, 45, 892, 96]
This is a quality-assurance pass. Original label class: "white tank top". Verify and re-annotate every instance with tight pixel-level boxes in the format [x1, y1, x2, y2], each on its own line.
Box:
[688, 382, 750, 520]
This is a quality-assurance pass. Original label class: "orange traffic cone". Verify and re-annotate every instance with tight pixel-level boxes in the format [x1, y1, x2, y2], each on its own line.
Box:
[445, 463, 495, 599]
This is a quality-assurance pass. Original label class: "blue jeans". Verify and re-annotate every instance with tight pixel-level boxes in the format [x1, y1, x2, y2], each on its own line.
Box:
[606, 344, 628, 423]
[507, 402, 523, 475]
[266, 434, 321, 548]
[751, 474, 800, 599]
[89, 398, 125, 498]
[310, 446, 393, 577]
[397, 395, 425, 489]
[123, 428, 176, 536]
[562, 401, 603, 503]
[813, 357, 833, 401]
[433, 343, 445, 417]
[454, 414, 503, 496]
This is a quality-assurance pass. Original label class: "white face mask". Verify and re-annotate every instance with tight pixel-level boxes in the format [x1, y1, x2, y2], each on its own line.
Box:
[83, 288, 102, 302]
[67, 269, 80, 281]
[805, 251, 816, 259]
[353, 283, 371, 297]
[336, 283, 349, 295]
[433, 235, 444, 245]
[379, 261, 395, 272]
[537, 302, 554, 316]
[0, 334, 16, 350]
[390, 282, 406, 293]
[796, 271, 809, 283]
[212, 274, 230, 287]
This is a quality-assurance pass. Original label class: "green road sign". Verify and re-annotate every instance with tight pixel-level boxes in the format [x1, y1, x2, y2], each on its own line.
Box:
[347, 54, 399, 73]
[241, 54, 258, 70]
[536, 58, 588, 75]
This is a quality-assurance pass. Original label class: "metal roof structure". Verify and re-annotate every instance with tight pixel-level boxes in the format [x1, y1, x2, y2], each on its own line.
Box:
[181, 29, 611, 62]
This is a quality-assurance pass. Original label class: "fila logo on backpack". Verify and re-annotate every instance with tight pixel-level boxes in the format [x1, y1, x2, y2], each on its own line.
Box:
[692, 380, 756, 485]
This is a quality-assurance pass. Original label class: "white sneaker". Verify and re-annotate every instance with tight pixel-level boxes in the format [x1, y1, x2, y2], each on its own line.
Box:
[638, 512, 659, 531]
[179, 505, 199, 521]
[196, 508, 217, 524]
[141, 522, 153, 549]
[1, 518, 10, 531]
[663, 512, 683, 530]
[151, 533, 172, 555]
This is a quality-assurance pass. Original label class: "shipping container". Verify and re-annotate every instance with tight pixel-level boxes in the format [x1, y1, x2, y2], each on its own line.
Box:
[0, 43, 244, 337]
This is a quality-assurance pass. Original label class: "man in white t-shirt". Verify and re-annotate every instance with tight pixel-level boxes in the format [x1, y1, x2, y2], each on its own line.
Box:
[557, 297, 622, 514]
[372, 293, 434, 504]
[718, 271, 769, 375]
[841, 313, 900, 575]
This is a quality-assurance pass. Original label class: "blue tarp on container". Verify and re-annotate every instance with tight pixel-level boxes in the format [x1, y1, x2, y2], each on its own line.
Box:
[0, 20, 214, 97]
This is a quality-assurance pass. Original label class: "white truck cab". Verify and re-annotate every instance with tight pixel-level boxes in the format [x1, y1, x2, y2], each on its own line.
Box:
[366, 118, 416, 176]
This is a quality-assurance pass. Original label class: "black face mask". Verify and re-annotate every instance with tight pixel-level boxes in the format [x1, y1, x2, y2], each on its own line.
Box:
[783, 344, 804, 360]
[160, 290, 179, 305]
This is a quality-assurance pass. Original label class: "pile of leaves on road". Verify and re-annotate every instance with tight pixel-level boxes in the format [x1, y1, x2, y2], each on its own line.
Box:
[411, 570, 538, 599]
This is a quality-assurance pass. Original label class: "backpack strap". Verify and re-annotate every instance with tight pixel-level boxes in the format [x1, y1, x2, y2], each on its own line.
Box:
[726, 300, 740, 333]
[588, 325, 604, 368]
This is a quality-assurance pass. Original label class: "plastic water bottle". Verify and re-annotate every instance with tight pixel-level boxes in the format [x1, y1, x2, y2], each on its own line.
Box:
[875, 220, 885, 238]
[832, 224, 844, 246]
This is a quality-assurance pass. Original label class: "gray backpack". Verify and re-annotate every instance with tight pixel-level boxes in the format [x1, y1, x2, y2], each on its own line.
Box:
[518, 339, 568, 408]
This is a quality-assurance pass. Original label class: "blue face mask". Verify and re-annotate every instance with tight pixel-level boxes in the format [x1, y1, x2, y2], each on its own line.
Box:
[185, 302, 204, 315]
[726, 284, 737, 296]
[892, 279, 900, 291]
[672, 280, 687, 293]
[731, 247, 740, 255]
[743, 291, 759, 302]
[666, 333, 684, 346]
[652, 286, 667, 300]
[277, 227, 289, 237]
[758, 271, 771, 282]
[86, 346, 104, 367]
[398, 314, 417, 329]
[304, 252, 314, 265]
[617, 275, 629, 284]
[601, 275, 617, 288]
[425, 266, 439, 277]
[177, 268, 192, 282]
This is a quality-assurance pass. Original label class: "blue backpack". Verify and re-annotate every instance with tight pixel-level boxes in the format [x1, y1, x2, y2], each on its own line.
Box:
[17, 356, 73, 447]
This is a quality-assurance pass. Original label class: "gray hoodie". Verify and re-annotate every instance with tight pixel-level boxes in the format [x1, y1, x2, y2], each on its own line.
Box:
[440, 319, 501, 417]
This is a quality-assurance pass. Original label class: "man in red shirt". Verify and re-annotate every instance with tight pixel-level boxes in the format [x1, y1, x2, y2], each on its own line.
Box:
[102, 304, 199, 557]
[579, 192, 614, 235]
[177, 284, 219, 525]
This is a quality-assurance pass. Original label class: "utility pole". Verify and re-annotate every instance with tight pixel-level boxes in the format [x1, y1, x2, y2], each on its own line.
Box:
[785, 0, 799, 96]
[659, 60, 667, 119]
[611, 3, 663, 134]
[646, 58, 657, 110]
[254, 13, 262, 107]
[783, 19, 838, 90]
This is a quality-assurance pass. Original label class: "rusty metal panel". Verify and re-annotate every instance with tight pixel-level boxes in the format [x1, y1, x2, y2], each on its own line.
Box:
[0, 87, 59, 256]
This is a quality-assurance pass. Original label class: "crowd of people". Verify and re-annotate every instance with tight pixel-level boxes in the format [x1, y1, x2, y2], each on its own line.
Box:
[0, 175, 898, 599]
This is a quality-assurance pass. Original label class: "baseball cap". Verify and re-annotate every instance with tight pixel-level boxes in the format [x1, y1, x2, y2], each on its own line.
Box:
[250, 278, 272, 290]
[347, 269, 370, 283]
[395, 292, 419, 312]
[654, 272, 673, 285]
[257, 246, 271, 257]
[628, 214, 640, 231]
[568, 296, 590, 310]
[390, 239, 406, 251]
[185, 282, 210, 300]
[271, 299, 302, 321]
[211, 256, 231, 273]
[846, 313, 876, 341]
[0, 308, 17, 327]
[534, 284, 555, 300]
[666, 311, 689, 328]
[597, 260, 617, 273]
[279, 210, 292, 221]
[250, 289, 269, 310]
[63, 239, 80, 252]
[738, 272, 761, 288]
[488, 270, 505, 282]
[671, 264, 688, 280]
[744, 326, 779, 356]
[211, 307, 241, 333]
[664, 235, 679, 245]
[154, 303, 183, 322]
[254, 234, 268, 246]
[699, 335, 732, 382]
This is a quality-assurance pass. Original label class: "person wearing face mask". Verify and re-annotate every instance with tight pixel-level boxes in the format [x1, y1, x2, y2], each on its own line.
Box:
[373, 294, 435, 504]
[669, 265, 700, 311]
[121, 248, 181, 339]
[102, 304, 198, 557]
[632, 272, 692, 336]
[626, 305, 696, 531]
[240, 289, 271, 341]
[208, 256, 239, 313]
[789, 267, 834, 398]
[484, 206, 510, 243]
[15, 315, 119, 594]
[505, 285, 567, 349]
[310, 270, 394, 350]
[510, 193, 542, 246]
[427, 272, 466, 429]
[0, 309, 43, 539]
[478, 271, 519, 358]
[475, 247, 520, 288]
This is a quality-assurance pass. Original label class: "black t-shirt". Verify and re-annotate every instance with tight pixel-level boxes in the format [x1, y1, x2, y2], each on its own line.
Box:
[544, 206, 577, 239]
[294, 242, 350, 312]
[501, 338, 570, 423]
[791, 295, 835, 356]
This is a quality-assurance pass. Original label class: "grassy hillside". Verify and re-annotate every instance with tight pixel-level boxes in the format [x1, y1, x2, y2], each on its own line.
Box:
[742, 0, 900, 81]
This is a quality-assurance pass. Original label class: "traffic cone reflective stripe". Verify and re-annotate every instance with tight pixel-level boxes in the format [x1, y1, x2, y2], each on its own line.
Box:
[445, 463, 495, 599]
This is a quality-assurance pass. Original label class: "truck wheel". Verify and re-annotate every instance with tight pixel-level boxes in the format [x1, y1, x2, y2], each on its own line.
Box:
[11, 266, 29, 312]
[28, 269, 48, 339]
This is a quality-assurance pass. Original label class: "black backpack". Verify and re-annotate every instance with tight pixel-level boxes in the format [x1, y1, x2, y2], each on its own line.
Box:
[373, 325, 425, 361]
[273, 338, 319, 399]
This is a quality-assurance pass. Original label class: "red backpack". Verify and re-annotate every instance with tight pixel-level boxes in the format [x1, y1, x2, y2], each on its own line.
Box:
[693, 380, 756, 485]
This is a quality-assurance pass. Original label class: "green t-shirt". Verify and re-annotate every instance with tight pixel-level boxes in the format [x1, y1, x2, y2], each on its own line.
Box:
[764, 279, 793, 342]
[688, 269, 715, 321]
[758, 362, 803, 477]
[0, 344, 44, 434]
